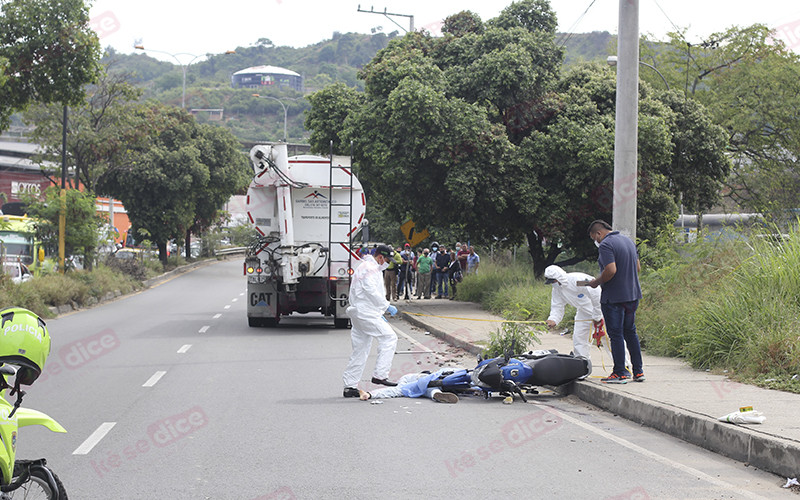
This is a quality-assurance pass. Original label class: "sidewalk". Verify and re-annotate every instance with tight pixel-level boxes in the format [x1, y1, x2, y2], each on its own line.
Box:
[399, 298, 800, 480]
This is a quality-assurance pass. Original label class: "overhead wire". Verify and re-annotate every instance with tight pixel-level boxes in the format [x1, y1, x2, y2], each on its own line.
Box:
[557, 0, 599, 48]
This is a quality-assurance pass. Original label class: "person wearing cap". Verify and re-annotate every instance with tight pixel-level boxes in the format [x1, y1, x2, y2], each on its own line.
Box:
[383, 246, 402, 301]
[342, 244, 399, 397]
[544, 265, 604, 378]
[586, 220, 645, 384]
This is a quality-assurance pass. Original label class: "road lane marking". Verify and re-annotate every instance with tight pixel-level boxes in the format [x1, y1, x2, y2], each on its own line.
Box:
[387, 323, 433, 352]
[143, 371, 167, 387]
[538, 405, 768, 500]
[177, 344, 192, 354]
[199, 325, 210, 334]
[73, 422, 116, 455]
[239, 292, 244, 296]
[232, 298, 238, 302]
[213, 313, 222, 319]
[224, 305, 231, 310]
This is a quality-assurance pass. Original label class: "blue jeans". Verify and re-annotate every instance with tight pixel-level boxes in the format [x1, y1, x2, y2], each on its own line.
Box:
[601, 300, 643, 376]
[435, 271, 448, 296]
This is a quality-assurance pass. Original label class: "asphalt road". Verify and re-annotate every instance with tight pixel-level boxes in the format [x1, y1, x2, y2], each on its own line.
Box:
[15, 259, 795, 499]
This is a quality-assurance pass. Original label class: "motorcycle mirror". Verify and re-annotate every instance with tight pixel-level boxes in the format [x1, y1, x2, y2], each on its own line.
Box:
[0, 364, 16, 376]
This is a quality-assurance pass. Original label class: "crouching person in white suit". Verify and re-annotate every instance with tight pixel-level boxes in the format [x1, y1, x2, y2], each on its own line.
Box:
[342, 244, 399, 397]
[544, 265, 605, 378]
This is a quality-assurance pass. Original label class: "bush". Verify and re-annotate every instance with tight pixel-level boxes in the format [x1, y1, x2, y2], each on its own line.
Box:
[0, 264, 142, 318]
[104, 254, 150, 281]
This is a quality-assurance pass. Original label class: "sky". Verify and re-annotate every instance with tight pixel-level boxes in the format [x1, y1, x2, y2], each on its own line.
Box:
[88, 0, 800, 63]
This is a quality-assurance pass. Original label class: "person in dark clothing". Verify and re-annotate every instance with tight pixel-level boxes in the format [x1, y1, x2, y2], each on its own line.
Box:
[434, 246, 450, 298]
[586, 220, 645, 385]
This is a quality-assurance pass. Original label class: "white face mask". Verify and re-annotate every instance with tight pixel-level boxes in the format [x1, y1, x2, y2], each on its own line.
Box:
[594, 240, 601, 248]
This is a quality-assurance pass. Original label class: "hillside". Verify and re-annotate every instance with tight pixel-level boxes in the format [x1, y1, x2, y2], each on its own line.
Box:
[100, 31, 614, 144]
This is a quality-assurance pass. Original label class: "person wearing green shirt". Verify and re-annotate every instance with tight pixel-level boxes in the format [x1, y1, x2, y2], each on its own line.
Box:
[415, 248, 434, 299]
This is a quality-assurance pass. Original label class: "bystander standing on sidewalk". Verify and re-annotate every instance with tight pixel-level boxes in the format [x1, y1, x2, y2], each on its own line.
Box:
[398, 243, 415, 299]
[415, 248, 433, 299]
[447, 250, 463, 300]
[586, 220, 645, 384]
[456, 242, 469, 272]
[383, 246, 402, 301]
[467, 246, 480, 274]
[434, 245, 450, 298]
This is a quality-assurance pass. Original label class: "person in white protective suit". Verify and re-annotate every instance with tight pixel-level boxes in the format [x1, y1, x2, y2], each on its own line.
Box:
[544, 265, 607, 378]
[342, 244, 399, 398]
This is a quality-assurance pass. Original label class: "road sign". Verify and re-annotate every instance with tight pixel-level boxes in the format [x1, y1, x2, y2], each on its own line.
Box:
[400, 220, 430, 247]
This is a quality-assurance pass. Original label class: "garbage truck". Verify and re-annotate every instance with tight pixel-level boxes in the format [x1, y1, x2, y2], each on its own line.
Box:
[244, 143, 366, 328]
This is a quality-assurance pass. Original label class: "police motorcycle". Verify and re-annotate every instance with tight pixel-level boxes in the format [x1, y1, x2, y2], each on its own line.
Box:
[0, 308, 67, 499]
[430, 346, 590, 403]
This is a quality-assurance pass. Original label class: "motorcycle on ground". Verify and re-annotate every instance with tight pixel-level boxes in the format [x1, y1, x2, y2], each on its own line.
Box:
[431, 348, 590, 403]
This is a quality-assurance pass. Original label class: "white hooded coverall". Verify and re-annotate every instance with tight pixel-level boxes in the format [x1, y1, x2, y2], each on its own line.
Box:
[544, 265, 604, 373]
[342, 254, 398, 388]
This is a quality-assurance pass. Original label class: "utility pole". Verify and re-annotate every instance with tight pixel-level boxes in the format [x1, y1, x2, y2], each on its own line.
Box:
[59, 105, 67, 274]
[613, 0, 639, 241]
[357, 5, 414, 32]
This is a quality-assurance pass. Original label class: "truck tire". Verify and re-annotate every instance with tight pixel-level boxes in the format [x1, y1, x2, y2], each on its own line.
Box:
[333, 317, 350, 329]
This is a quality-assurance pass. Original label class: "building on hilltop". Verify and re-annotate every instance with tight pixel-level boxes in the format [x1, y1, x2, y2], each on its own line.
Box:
[231, 65, 303, 92]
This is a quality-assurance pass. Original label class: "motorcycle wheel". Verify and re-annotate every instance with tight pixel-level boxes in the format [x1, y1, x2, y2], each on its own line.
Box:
[6, 467, 67, 499]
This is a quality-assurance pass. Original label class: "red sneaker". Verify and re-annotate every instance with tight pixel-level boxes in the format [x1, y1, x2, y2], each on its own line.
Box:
[601, 373, 629, 384]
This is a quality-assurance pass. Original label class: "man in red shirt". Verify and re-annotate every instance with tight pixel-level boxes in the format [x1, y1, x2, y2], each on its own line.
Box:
[456, 241, 470, 272]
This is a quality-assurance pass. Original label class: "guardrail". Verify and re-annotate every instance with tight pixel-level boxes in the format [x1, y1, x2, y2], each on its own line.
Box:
[214, 246, 247, 257]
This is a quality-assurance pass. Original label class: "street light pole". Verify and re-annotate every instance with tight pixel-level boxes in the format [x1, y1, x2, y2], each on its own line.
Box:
[613, 0, 640, 241]
[607, 55, 670, 90]
[135, 46, 205, 108]
[253, 94, 298, 142]
[135, 46, 235, 108]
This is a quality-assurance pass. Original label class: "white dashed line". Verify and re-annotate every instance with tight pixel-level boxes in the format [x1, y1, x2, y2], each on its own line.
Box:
[143, 371, 167, 387]
[212, 313, 222, 319]
[72, 422, 116, 455]
[224, 305, 231, 310]
[232, 298, 238, 302]
[199, 325, 210, 334]
[177, 344, 192, 354]
[239, 292, 244, 296]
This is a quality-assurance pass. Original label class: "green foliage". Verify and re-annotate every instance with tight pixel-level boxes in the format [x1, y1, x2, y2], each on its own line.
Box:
[25, 69, 145, 192]
[0, 265, 140, 317]
[305, 2, 728, 277]
[23, 187, 107, 269]
[103, 254, 150, 282]
[649, 24, 800, 220]
[483, 320, 541, 359]
[685, 229, 800, 380]
[99, 102, 247, 263]
[0, 0, 101, 131]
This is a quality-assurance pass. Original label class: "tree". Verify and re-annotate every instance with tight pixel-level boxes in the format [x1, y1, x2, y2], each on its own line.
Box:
[100, 103, 249, 264]
[304, 2, 729, 275]
[25, 68, 145, 193]
[183, 124, 252, 259]
[23, 187, 107, 270]
[647, 25, 800, 223]
[0, 0, 101, 131]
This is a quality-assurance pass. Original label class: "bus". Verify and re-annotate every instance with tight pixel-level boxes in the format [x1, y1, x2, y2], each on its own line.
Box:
[0, 215, 45, 271]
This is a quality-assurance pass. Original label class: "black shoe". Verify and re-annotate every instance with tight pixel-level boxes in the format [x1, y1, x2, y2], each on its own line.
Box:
[343, 387, 360, 398]
[371, 377, 397, 387]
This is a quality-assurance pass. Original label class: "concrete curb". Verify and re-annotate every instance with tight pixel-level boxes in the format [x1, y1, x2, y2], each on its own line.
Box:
[404, 311, 800, 479]
[571, 380, 800, 479]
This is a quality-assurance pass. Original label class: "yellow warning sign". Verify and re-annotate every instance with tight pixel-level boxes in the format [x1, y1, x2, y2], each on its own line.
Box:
[400, 220, 430, 247]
